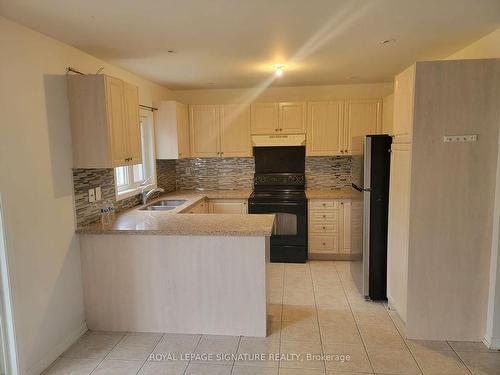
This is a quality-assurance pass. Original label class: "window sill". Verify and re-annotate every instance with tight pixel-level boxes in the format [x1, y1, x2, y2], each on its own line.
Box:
[116, 187, 142, 202]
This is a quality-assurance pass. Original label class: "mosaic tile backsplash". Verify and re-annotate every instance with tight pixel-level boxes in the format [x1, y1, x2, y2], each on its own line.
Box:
[72, 169, 142, 227]
[73, 156, 351, 226]
[176, 157, 255, 190]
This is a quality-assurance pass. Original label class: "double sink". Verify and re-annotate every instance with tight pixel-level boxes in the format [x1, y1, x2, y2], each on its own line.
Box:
[139, 199, 187, 211]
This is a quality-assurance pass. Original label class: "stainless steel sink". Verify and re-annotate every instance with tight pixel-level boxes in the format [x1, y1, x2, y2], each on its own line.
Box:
[139, 199, 187, 211]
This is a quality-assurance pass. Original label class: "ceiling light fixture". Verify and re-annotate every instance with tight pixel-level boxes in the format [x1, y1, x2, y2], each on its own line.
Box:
[272, 64, 285, 77]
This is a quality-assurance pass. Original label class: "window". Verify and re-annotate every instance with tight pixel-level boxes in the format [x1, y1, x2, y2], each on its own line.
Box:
[115, 113, 156, 200]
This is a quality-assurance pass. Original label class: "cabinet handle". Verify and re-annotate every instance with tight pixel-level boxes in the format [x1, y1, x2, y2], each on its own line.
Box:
[274, 128, 278, 132]
[323, 242, 326, 246]
[341, 202, 344, 205]
[322, 203, 326, 207]
[323, 215, 326, 218]
[220, 152, 224, 156]
[280, 128, 283, 131]
[322, 226, 326, 229]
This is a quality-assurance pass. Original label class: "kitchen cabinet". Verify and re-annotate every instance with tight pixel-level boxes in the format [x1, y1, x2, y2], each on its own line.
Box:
[306, 101, 344, 156]
[189, 104, 251, 157]
[306, 100, 381, 156]
[392, 65, 415, 144]
[67, 74, 141, 168]
[279, 102, 306, 134]
[156, 101, 190, 159]
[344, 99, 382, 154]
[308, 198, 351, 258]
[189, 105, 220, 157]
[250, 103, 279, 134]
[250, 102, 306, 134]
[184, 198, 209, 214]
[208, 199, 248, 214]
[219, 104, 252, 157]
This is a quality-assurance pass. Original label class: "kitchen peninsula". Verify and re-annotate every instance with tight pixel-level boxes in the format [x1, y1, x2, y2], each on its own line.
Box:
[77, 191, 275, 337]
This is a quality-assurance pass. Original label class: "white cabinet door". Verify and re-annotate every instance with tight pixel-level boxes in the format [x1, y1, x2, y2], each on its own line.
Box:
[219, 104, 252, 157]
[123, 82, 142, 165]
[387, 142, 411, 322]
[344, 99, 382, 154]
[250, 103, 279, 134]
[306, 101, 344, 156]
[209, 199, 248, 214]
[189, 105, 219, 157]
[105, 76, 129, 167]
[279, 102, 306, 134]
[393, 65, 415, 143]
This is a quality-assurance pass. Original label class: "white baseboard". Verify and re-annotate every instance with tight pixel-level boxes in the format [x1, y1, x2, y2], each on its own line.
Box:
[26, 321, 88, 375]
[483, 334, 500, 350]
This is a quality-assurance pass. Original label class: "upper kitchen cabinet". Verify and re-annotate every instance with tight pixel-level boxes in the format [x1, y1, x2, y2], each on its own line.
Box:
[279, 102, 306, 134]
[67, 74, 141, 168]
[219, 104, 252, 157]
[250, 103, 279, 134]
[189, 104, 252, 157]
[306, 101, 344, 156]
[393, 65, 415, 144]
[250, 102, 306, 134]
[156, 101, 190, 159]
[344, 99, 382, 154]
[189, 105, 220, 157]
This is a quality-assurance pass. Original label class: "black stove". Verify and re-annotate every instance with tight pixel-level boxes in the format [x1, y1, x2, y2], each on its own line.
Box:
[248, 147, 308, 263]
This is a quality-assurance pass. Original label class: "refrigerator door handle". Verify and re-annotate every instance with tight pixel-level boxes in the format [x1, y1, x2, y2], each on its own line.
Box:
[352, 183, 371, 192]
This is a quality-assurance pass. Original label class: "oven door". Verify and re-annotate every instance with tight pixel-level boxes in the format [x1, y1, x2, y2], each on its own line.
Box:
[248, 201, 307, 247]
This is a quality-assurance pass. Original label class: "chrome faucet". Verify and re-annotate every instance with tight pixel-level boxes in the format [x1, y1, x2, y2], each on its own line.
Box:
[140, 178, 164, 205]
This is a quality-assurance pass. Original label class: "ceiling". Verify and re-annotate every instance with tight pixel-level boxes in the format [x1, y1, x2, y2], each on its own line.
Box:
[2, 0, 500, 89]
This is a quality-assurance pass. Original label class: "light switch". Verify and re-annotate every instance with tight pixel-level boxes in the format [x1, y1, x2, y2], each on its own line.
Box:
[443, 134, 477, 143]
[88, 188, 96, 203]
[95, 187, 102, 201]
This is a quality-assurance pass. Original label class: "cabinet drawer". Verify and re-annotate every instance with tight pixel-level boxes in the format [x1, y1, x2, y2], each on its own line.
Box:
[309, 235, 336, 252]
[309, 200, 339, 210]
[310, 223, 338, 234]
[310, 211, 338, 222]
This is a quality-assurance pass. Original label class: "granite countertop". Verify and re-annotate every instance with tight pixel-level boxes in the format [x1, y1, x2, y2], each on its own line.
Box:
[76, 190, 275, 236]
[306, 188, 352, 199]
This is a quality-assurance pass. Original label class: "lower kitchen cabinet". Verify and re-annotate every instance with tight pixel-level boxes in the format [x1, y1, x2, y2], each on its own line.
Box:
[308, 198, 351, 258]
[184, 198, 209, 214]
[208, 199, 248, 214]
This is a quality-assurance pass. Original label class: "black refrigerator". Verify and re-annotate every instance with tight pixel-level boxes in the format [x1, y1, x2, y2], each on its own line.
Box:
[350, 135, 392, 300]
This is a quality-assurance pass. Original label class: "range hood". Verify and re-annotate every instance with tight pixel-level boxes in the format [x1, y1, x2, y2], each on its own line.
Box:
[251, 134, 306, 147]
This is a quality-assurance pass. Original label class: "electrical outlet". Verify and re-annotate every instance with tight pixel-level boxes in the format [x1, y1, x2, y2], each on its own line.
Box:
[95, 187, 102, 201]
[88, 188, 96, 203]
[443, 134, 477, 143]
[185, 167, 191, 176]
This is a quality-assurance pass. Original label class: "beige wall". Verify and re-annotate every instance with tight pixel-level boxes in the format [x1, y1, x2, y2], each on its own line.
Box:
[448, 28, 500, 59]
[173, 83, 393, 104]
[382, 93, 394, 134]
[0, 16, 172, 375]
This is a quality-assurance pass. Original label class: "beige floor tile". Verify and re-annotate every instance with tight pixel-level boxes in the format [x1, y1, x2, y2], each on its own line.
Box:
[326, 371, 373, 375]
[279, 368, 326, 374]
[268, 288, 283, 304]
[244, 320, 281, 342]
[352, 308, 394, 327]
[267, 303, 283, 322]
[232, 365, 278, 375]
[359, 324, 407, 351]
[312, 278, 343, 290]
[350, 300, 386, 313]
[368, 348, 422, 375]
[320, 321, 363, 346]
[281, 320, 321, 344]
[280, 340, 325, 370]
[283, 289, 315, 306]
[152, 333, 200, 359]
[388, 309, 407, 336]
[449, 341, 494, 352]
[43, 357, 100, 375]
[457, 351, 500, 375]
[412, 348, 470, 375]
[184, 363, 232, 375]
[108, 333, 162, 360]
[92, 359, 143, 375]
[138, 361, 188, 375]
[314, 290, 349, 309]
[193, 336, 239, 365]
[406, 339, 451, 352]
[62, 332, 123, 360]
[282, 305, 318, 322]
[317, 308, 355, 325]
[235, 339, 279, 367]
[322, 343, 372, 373]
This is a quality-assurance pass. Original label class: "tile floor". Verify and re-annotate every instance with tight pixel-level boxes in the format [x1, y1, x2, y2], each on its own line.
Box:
[43, 261, 500, 375]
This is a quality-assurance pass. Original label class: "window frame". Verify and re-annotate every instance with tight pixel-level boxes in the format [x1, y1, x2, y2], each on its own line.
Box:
[114, 111, 157, 201]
